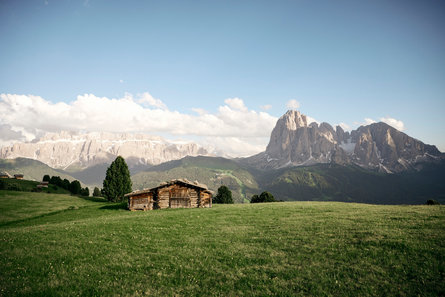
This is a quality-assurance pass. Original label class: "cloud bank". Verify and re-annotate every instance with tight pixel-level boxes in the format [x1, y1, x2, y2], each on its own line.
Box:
[0, 93, 277, 157]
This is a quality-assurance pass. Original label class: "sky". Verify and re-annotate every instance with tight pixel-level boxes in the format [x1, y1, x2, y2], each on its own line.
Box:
[1, 0, 444, 156]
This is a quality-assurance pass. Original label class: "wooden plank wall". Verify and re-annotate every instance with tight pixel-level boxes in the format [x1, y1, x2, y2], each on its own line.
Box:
[128, 192, 153, 211]
[157, 187, 171, 209]
[199, 192, 212, 208]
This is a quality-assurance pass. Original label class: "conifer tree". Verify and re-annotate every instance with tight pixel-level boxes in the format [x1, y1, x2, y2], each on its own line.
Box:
[103, 156, 132, 202]
[213, 185, 233, 204]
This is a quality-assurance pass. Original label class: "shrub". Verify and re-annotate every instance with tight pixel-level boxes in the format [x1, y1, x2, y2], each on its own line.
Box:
[426, 199, 440, 205]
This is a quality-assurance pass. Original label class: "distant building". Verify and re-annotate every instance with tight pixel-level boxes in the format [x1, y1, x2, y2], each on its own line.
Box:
[0, 172, 10, 178]
[14, 174, 24, 180]
[37, 181, 49, 189]
[125, 179, 213, 211]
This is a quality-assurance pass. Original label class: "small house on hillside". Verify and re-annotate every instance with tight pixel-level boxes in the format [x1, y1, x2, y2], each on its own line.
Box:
[14, 174, 24, 180]
[0, 172, 11, 179]
[125, 179, 213, 211]
[37, 181, 49, 189]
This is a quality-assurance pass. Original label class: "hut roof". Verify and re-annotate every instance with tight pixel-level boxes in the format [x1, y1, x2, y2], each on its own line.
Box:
[125, 179, 212, 197]
[0, 171, 12, 178]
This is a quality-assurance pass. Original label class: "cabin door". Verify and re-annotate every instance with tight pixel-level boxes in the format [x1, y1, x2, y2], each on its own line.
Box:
[169, 187, 191, 208]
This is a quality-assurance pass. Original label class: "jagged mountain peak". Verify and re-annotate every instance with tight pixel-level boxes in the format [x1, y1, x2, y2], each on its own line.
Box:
[280, 110, 308, 130]
[248, 111, 443, 173]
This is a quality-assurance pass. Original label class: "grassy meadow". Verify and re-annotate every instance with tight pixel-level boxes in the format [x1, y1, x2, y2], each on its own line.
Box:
[0, 190, 444, 296]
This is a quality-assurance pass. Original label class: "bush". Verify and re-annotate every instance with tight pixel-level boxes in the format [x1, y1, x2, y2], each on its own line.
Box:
[426, 199, 440, 205]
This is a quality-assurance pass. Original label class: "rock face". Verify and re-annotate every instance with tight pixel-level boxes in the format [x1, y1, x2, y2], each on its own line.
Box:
[247, 110, 443, 173]
[0, 131, 210, 169]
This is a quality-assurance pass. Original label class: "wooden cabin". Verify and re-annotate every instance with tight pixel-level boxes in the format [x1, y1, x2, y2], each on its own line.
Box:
[37, 181, 49, 189]
[0, 172, 10, 179]
[14, 174, 24, 180]
[125, 179, 212, 211]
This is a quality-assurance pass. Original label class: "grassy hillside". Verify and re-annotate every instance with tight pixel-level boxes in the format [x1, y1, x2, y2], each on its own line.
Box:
[259, 163, 445, 204]
[0, 158, 78, 183]
[132, 156, 259, 203]
[0, 191, 444, 296]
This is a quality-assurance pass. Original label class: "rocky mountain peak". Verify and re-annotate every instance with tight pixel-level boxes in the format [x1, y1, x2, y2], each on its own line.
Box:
[248, 111, 443, 173]
[280, 110, 308, 130]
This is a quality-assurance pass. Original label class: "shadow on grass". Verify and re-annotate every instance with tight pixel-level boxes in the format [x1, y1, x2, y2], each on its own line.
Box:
[100, 202, 127, 210]
[78, 196, 108, 203]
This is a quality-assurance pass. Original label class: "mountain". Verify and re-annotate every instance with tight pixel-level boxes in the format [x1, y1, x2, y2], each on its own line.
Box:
[245, 110, 443, 173]
[255, 162, 445, 204]
[0, 131, 211, 170]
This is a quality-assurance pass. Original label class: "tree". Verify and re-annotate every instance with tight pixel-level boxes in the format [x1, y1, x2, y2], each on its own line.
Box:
[69, 180, 81, 195]
[93, 187, 101, 197]
[250, 194, 260, 203]
[50, 176, 63, 186]
[103, 156, 132, 202]
[43, 175, 50, 182]
[62, 179, 71, 190]
[251, 191, 276, 203]
[213, 185, 233, 204]
[80, 187, 90, 197]
[260, 191, 275, 202]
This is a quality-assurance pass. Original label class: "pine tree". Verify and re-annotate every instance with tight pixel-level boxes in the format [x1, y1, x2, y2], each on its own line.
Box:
[103, 156, 132, 202]
[93, 187, 101, 197]
[69, 180, 81, 195]
[213, 185, 233, 204]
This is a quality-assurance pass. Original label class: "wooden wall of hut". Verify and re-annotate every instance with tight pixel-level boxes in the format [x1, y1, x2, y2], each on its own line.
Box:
[128, 192, 153, 211]
[199, 191, 212, 208]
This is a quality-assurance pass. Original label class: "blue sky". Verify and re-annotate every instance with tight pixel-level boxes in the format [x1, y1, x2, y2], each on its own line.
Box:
[0, 0, 444, 154]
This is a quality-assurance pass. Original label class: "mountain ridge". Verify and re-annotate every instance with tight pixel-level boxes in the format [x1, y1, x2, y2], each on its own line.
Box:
[0, 131, 211, 170]
[244, 110, 443, 173]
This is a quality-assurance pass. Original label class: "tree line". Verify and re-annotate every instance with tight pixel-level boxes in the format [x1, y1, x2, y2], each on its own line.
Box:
[42, 175, 100, 197]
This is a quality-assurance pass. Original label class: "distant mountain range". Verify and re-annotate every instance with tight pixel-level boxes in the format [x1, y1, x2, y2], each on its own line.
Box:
[1, 110, 444, 204]
[0, 131, 211, 170]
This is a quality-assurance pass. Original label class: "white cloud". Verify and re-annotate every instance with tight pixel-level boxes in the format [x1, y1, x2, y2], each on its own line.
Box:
[137, 92, 168, 110]
[260, 104, 272, 111]
[191, 108, 207, 116]
[380, 117, 405, 131]
[306, 116, 318, 125]
[364, 118, 376, 125]
[119, 79, 124, 83]
[338, 122, 350, 131]
[0, 93, 278, 157]
[286, 99, 300, 110]
[224, 97, 248, 112]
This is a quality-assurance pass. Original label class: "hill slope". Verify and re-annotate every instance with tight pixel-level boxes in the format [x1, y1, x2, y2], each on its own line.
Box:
[257, 162, 445, 204]
[0, 158, 79, 183]
[0, 192, 444, 296]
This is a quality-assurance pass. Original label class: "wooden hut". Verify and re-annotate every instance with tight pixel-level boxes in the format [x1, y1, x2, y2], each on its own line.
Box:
[125, 179, 212, 211]
[14, 174, 24, 180]
[0, 171, 10, 179]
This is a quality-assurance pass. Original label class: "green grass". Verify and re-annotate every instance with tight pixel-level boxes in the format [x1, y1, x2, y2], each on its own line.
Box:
[0, 191, 444, 296]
